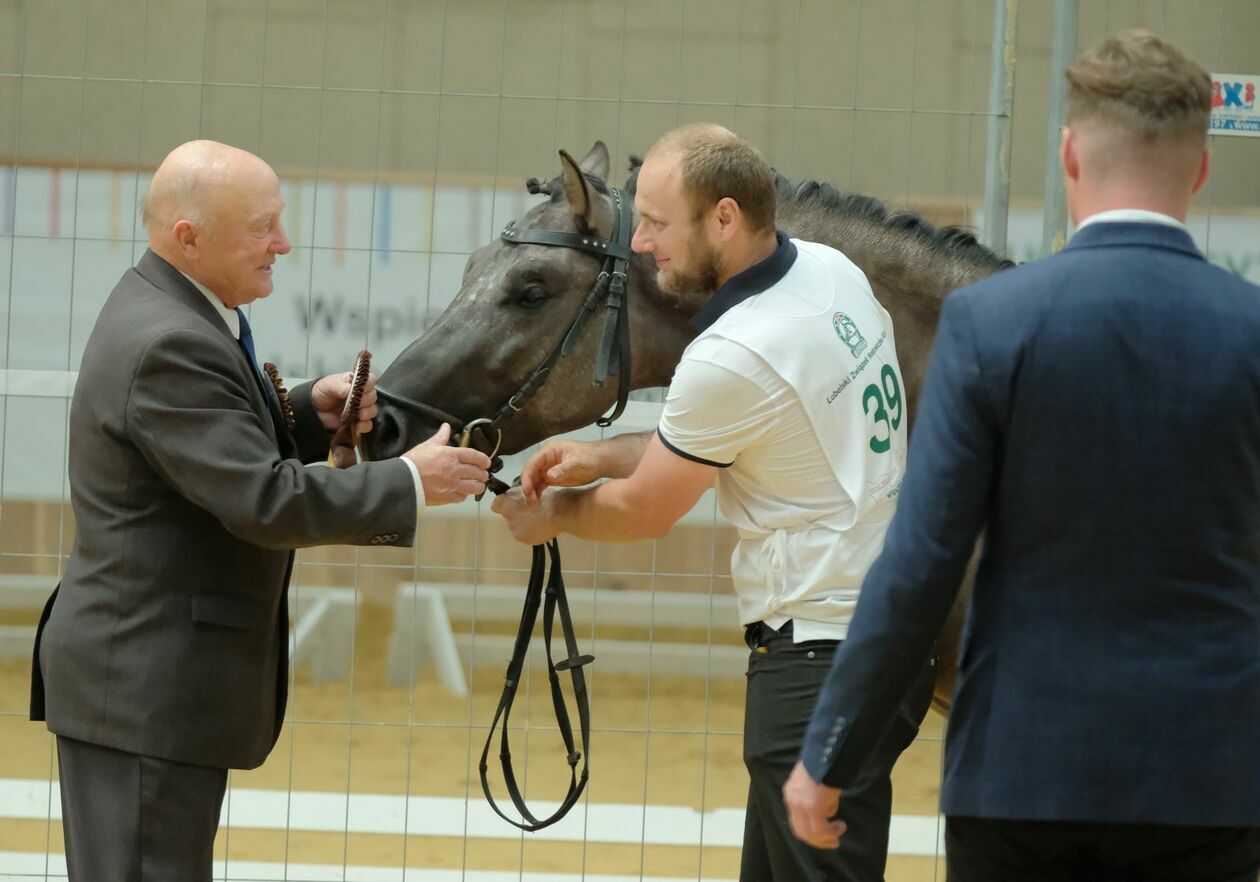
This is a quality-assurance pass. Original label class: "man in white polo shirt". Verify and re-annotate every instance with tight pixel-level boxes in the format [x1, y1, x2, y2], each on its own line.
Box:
[492, 123, 934, 881]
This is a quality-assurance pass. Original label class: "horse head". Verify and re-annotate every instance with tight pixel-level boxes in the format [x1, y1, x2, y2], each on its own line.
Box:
[366, 142, 693, 461]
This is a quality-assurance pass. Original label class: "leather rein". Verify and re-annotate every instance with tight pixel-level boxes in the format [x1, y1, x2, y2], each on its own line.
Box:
[375, 186, 635, 831]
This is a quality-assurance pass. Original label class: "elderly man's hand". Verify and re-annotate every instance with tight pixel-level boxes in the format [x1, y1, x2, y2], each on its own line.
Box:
[491, 486, 564, 545]
[311, 370, 378, 433]
[402, 424, 490, 505]
[783, 761, 846, 850]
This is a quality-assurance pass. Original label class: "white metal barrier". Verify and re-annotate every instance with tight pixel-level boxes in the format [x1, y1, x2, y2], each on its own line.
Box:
[389, 582, 747, 690]
[0, 575, 750, 691]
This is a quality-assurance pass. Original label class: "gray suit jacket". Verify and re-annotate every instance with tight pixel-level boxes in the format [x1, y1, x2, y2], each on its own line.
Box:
[31, 249, 417, 770]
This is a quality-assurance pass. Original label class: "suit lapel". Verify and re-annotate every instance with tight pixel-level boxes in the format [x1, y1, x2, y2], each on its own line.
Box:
[134, 250, 296, 455]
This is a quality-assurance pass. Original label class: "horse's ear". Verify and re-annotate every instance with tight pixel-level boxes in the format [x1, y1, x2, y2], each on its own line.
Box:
[559, 148, 593, 226]
[577, 141, 610, 180]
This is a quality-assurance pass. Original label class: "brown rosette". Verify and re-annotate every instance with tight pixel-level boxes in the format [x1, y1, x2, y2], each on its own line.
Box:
[327, 349, 371, 469]
[262, 362, 296, 431]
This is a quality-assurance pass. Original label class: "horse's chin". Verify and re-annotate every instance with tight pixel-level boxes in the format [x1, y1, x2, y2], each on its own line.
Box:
[497, 407, 612, 457]
[497, 425, 547, 458]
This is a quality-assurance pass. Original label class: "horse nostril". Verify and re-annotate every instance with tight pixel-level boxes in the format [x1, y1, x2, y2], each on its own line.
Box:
[369, 409, 402, 460]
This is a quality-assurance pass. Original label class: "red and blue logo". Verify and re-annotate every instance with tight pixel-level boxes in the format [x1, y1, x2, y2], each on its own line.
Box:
[1213, 79, 1256, 110]
[1210, 74, 1260, 135]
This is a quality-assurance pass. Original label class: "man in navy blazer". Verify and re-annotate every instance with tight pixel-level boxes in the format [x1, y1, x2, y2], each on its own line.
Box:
[784, 30, 1260, 881]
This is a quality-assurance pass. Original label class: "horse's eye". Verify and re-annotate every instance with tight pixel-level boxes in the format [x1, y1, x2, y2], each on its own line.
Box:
[515, 284, 548, 307]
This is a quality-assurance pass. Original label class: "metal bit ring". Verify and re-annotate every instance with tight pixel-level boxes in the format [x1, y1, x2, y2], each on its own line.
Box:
[458, 418, 503, 460]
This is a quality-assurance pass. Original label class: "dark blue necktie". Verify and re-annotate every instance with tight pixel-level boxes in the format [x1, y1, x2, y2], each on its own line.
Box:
[235, 308, 260, 372]
[235, 307, 276, 408]
[236, 309, 288, 447]
[236, 306, 271, 386]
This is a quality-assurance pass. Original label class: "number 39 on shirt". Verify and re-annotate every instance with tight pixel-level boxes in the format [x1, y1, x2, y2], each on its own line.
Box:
[862, 364, 903, 453]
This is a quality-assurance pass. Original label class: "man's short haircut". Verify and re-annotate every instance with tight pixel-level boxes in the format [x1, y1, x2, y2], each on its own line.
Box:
[1065, 29, 1211, 146]
[647, 123, 777, 233]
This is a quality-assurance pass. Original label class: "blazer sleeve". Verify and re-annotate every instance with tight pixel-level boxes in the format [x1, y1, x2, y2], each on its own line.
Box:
[287, 380, 334, 465]
[800, 291, 999, 788]
[125, 327, 418, 550]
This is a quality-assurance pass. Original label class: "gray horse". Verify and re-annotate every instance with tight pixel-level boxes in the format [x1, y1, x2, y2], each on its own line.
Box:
[366, 141, 1013, 712]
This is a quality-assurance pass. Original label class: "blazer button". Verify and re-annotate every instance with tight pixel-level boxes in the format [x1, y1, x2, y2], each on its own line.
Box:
[389, 532, 399, 542]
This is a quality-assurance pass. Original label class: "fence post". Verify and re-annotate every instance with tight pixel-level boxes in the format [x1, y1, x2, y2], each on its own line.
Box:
[982, 0, 1020, 256]
[1042, 0, 1079, 256]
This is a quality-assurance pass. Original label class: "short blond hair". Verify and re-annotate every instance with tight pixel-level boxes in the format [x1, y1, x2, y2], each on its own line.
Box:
[646, 123, 777, 233]
[1066, 29, 1211, 145]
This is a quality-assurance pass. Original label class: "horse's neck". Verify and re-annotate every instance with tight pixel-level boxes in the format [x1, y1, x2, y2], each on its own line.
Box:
[777, 216, 865, 270]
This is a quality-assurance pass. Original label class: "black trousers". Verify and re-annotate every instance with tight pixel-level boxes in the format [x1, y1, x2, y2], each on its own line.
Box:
[946, 816, 1260, 882]
[56, 735, 228, 882]
[741, 622, 936, 882]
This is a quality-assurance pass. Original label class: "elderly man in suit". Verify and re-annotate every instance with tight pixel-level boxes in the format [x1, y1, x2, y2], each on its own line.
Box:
[29, 140, 491, 882]
[784, 30, 1260, 882]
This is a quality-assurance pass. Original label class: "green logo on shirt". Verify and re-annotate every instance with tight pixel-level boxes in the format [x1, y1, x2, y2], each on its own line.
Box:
[833, 311, 868, 357]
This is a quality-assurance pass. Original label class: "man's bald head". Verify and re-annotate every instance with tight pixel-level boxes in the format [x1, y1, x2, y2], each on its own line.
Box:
[646, 122, 743, 161]
[142, 140, 277, 238]
[143, 140, 290, 308]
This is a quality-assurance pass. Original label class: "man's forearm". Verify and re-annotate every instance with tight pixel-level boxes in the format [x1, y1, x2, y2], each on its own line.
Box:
[501, 433, 713, 546]
[594, 431, 653, 478]
[549, 479, 667, 542]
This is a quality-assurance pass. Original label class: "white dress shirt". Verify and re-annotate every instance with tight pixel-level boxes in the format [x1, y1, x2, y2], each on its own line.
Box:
[1076, 208, 1189, 232]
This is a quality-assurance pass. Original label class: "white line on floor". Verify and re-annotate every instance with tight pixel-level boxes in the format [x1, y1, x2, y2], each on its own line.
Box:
[0, 778, 944, 855]
[1, 851, 737, 882]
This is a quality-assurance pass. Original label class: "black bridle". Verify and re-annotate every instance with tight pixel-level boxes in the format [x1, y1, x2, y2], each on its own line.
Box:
[375, 185, 636, 463]
[376, 186, 635, 831]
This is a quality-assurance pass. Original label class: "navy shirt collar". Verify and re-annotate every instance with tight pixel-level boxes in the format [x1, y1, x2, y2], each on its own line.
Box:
[690, 230, 797, 333]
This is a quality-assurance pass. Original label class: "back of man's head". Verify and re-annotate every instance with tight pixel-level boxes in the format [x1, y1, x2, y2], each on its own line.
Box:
[646, 123, 777, 234]
[1066, 30, 1211, 172]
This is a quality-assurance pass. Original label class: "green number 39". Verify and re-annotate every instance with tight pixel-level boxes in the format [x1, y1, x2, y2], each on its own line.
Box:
[861, 365, 903, 453]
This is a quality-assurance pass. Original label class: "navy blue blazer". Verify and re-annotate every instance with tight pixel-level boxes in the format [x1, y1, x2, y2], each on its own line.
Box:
[801, 221, 1260, 826]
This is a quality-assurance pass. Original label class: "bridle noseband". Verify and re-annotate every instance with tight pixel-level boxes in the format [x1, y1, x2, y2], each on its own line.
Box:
[375, 186, 636, 832]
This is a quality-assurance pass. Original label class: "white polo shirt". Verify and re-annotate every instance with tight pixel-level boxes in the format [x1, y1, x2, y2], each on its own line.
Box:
[658, 234, 908, 642]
